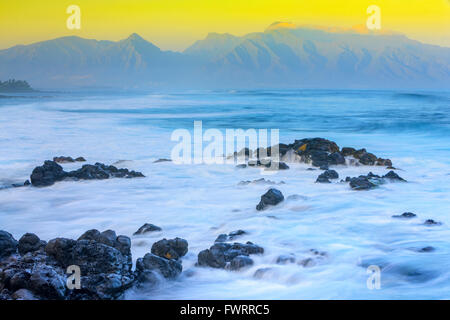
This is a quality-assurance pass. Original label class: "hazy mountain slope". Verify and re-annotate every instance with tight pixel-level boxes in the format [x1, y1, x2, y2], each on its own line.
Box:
[0, 25, 449, 89]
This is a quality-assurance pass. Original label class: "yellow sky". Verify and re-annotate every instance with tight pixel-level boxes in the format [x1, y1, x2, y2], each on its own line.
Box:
[0, 0, 449, 51]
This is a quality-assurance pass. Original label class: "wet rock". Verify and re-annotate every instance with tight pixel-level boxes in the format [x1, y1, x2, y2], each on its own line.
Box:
[197, 241, 263, 270]
[18, 233, 46, 255]
[0, 231, 18, 259]
[328, 152, 345, 165]
[353, 149, 367, 159]
[256, 188, 284, 211]
[29, 264, 66, 300]
[53, 156, 85, 164]
[376, 158, 392, 167]
[133, 223, 162, 235]
[30, 161, 67, 187]
[1, 229, 139, 300]
[29, 161, 145, 187]
[215, 230, 247, 243]
[392, 212, 417, 219]
[298, 258, 316, 268]
[235, 164, 247, 169]
[349, 176, 377, 190]
[229, 256, 253, 270]
[341, 147, 356, 156]
[358, 152, 378, 165]
[383, 170, 406, 182]
[151, 238, 188, 260]
[238, 178, 279, 186]
[316, 169, 339, 183]
[67, 163, 145, 180]
[11, 288, 37, 300]
[276, 254, 296, 265]
[153, 158, 171, 163]
[263, 161, 289, 170]
[136, 253, 182, 279]
[418, 246, 435, 253]
[424, 219, 442, 226]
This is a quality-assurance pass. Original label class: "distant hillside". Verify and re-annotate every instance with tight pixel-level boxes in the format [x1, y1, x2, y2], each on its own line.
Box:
[0, 79, 34, 92]
[0, 23, 449, 90]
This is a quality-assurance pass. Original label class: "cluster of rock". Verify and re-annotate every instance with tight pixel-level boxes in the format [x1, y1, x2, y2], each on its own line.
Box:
[233, 138, 393, 169]
[343, 171, 406, 190]
[136, 238, 188, 282]
[0, 229, 188, 300]
[197, 240, 264, 271]
[392, 212, 442, 226]
[30, 161, 145, 187]
[256, 188, 284, 211]
[53, 156, 86, 164]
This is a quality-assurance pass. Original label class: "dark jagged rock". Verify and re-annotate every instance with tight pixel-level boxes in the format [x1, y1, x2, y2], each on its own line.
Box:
[238, 178, 284, 186]
[229, 256, 253, 270]
[263, 161, 289, 170]
[246, 138, 394, 168]
[341, 147, 356, 156]
[67, 163, 144, 180]
[377, 158, 392, 167]
[197, 241, 263, 271]
[358, 152, 378, 165]
[0, 231, 18, 259]
[276, 254, 296, 264]
[30, 161, 145, 187]
[133, 223, 162, 235]
[135, 253, 182, 280]
[215, 230, 247, 243]
[346, 171, 405, 190]
[392, 212, 417, 219]
[424, 219, 442, 226]
[0, 229, 140, 300]
[256, 188, 284, 211]
[53, 156, 86, 164]
[18, 233, 46, 255]
[153, 158, 171, 163]
[151, 238, 188, 260]
[383, 170, 406, 181]
[349, 176, 377, 190]
[316, 169, 339, 183]
[30, 161, 67, 187]
[418, 246, 435, 253]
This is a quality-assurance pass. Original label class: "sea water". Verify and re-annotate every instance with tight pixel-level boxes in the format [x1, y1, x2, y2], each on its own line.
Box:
[0, 89, 449, 299]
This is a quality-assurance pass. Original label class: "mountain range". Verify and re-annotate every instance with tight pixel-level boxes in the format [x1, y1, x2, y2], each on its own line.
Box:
[1, 22, 449, 90]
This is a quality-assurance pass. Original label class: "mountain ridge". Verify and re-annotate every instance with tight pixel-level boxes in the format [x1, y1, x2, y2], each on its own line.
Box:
[1, 24, 449, 90]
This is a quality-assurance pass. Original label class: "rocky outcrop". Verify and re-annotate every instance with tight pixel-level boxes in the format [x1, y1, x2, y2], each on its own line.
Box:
[316, 169, 339, 183]
[53, 156, 86, 164]
[133, 224, 162, 235]
[239, 138, 393, 169]
[344, 171, 406, 190]
[0, 229, 188, 300]
[197, 241, 263, 271]
[135, 237, 188, 281]
[256, 188, 284, 211]
[215, 230, 247, 243]
[392, 212, 417, 219]
[30, 161, 145, 187]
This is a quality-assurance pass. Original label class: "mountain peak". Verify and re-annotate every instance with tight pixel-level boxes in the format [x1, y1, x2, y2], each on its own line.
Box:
[125, 33, 145, 42]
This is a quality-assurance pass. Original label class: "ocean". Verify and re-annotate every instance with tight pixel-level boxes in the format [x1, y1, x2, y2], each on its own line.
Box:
[0, 89, 449, 299]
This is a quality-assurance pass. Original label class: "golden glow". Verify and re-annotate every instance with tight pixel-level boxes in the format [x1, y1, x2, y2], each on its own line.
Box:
[0, 0, 449, 50]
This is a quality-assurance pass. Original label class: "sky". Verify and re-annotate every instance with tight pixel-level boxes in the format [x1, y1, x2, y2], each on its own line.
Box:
[0, 0, 449, 51]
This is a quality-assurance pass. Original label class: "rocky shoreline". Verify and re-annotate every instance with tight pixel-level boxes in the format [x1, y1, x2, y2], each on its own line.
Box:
[0, 138, 443, 299]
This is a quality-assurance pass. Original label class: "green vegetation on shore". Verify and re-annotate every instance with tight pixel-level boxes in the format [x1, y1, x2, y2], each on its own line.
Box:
[0, 79, 34, 92]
